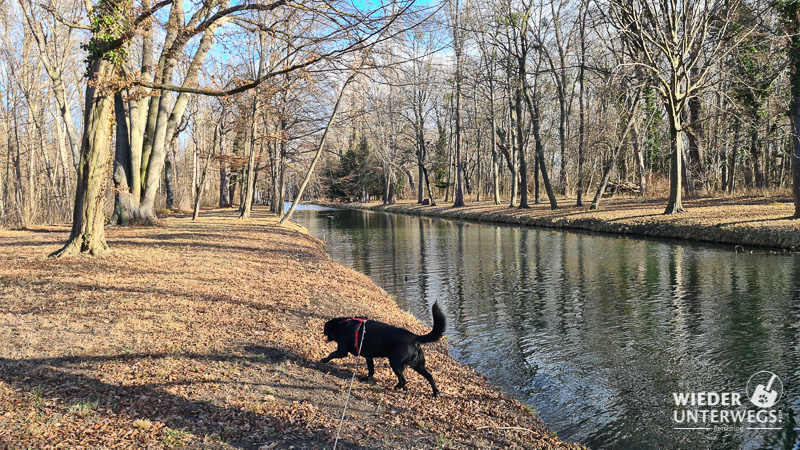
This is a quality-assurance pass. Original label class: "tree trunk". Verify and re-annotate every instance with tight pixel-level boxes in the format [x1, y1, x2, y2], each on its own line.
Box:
[515, 82, 529, 209]
[727, 120, 739, 193]
[576, 5, 587, 206]
[417, 138, 425, 204]
[383, 168, 390, 205]
[193, 123, 219, 220]
[664, 123, 685, 214]
[576, 58, 585, 206]
[474, 92, 482, 202]
[387, 173, 397, 204]
[275, 137, 287, 215]
[110, 94, 138, 226]
[241, 35, 268, 219]
[229, 173, 238, 206]
[422, 164, 436, 206]
[750, 129, 764, 189]
[557, 89, 568, 197]
[50, 59, 115, 258]
[682, 142, 695, 198]
[164, 151, 176, 210]
[240, 106, 259, 219]
[490, 91, 500, 205]
[476, 129, 482, 202]
[452, 0, 465, 208]
[508, 91, 519, 208]
[280, 74, 352, 225]
[792, 100, 800, 218]
[219, 152, 230, 207]
[533, 153, 540, 204]
[522, 82, 557, 209]
[444, 127, 452, 203]
[687, 68, 704, 191]
[402, 165, 416, 199]
[632, 120, 648, 197]
[590, 152, 615, 210]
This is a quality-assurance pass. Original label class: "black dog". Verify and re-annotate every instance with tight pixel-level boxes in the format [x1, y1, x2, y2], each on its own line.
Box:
[320, 302, 446, 397]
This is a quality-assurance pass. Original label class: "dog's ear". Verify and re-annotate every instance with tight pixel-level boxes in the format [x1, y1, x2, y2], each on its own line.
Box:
[323, 317, 347, 336]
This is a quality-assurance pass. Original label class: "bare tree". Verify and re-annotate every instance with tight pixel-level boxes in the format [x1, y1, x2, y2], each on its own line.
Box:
[48, 0, 415, 257]
[606, 0, 748, 214]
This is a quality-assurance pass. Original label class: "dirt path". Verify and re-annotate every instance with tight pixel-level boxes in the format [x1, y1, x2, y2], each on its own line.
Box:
[319, 195, 800, 251]
[0, 209, 575, 449]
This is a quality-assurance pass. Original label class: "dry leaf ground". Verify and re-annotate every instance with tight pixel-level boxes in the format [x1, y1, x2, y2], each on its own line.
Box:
[0, 208, 575, 449]
[319, 194, 800, 251]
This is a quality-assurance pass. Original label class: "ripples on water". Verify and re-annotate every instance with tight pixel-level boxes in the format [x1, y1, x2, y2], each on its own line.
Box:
[292, 206, 800, 449]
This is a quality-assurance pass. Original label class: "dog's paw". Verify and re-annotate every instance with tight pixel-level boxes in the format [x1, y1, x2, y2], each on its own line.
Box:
[432, 390, 440, 398]
[319, 358, 330, 364]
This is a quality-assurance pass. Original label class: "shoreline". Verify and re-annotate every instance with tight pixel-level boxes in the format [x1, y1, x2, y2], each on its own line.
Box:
[315, 196, 800, 251]
[0, 209, 575, 448]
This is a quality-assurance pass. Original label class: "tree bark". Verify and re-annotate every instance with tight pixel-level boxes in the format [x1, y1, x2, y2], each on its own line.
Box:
[490, 89, 500, 205]
[452, 0, 465, 208]
[110, 94, 138, 226]
[792, 100, 800, 218]
[515, 83, 528, 209]
[50, 58, 115, 258]
[577, 7, 586, 206]
[417, 135, 425, 204]
[164, 148, 176, 210]
[522, 80, 557, 209]
[631, 120, 648, 196]
[664, 123, 685, 214]
[750, 129, 764, 189]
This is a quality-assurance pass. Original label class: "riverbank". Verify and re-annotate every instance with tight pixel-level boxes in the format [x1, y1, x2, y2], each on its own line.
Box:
[318, 195, 800, 251]
[0, 208, 574, 448]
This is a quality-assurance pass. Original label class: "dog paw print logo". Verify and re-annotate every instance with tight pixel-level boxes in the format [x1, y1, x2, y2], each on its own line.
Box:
[746, 371, 783, 409]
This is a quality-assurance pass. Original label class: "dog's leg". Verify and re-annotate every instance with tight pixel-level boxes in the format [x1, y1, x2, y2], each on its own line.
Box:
[320, 347, 348, 364]
[389, 355, 408, 391]
[360, 358, 375, 382]
[411, 362, 439, 397]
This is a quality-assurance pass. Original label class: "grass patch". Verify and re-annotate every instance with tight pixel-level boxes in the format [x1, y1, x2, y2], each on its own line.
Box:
[28, 387, 45, 408]
[436, 435, 456, 448]
[163, 427, 190, 445]
[68, 399, 98, 416]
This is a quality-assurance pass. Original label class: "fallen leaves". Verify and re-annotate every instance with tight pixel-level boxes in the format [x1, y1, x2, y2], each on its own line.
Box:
[0, 208, 578, 448]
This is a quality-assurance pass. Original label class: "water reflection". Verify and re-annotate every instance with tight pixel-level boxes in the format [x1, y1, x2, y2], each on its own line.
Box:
[293, 206, 800, 449]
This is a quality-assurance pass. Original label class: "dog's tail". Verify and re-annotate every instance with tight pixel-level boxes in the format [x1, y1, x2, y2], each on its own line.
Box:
[417, 302, 446, 344]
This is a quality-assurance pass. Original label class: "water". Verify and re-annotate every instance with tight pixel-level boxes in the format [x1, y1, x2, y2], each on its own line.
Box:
[291, 205, 800, 449]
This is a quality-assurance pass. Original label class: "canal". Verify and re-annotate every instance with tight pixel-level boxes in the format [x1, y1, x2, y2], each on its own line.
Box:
[292, 205, 800, 449]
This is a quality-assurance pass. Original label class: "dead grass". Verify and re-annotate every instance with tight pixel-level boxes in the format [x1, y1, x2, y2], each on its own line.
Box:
[326, 194, 800, 251]
[0, 208, 574, 449]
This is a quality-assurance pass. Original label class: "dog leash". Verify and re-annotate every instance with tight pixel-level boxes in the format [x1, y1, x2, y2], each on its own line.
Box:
[333, 321, 366, 450]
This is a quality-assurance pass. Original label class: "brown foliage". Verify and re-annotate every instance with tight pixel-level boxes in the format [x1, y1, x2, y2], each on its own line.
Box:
[0, 209, 576, 448]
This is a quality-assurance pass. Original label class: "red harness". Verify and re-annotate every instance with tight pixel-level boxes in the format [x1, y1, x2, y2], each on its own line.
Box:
[346, 318, 367, 355]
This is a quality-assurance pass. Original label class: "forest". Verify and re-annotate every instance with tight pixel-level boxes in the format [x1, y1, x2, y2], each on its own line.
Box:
[1, 0, 800, 255]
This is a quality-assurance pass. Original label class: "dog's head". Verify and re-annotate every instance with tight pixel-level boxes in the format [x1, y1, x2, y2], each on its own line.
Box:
[322, 318, 347, 343]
